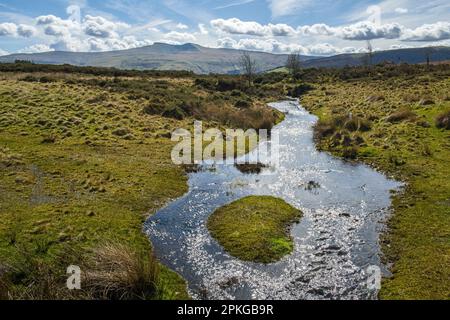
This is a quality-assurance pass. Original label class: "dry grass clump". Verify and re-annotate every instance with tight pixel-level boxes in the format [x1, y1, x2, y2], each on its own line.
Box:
[386, 109, 417, 123]
[314, 115, 372, 140]
[0, 242, 162, 300]
[436, 110, 450, 129]
[83, 242, 160, 300]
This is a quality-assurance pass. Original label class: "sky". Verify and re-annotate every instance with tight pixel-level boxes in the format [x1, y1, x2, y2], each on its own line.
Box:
[0, 0, 449, 56]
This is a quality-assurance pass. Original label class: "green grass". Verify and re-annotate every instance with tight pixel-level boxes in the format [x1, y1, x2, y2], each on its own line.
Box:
[0, 67, 287, 299]
[207, 196, 302, 264]
[302, 69, 450, 299]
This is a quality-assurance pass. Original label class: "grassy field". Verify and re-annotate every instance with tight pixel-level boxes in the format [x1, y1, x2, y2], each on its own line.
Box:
[0, 64, 285, 299]
[207, 196, 302, 263]
[301, 65, 450, 299]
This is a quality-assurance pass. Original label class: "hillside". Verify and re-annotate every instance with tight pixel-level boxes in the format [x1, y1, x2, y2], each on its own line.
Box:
[1, 43, 449, 74]
[0, 43, 295, 75]
[303, 46, 450, 68]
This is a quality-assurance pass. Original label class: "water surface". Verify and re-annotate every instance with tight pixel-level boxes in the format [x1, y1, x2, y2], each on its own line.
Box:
[145, 100, 400, 300]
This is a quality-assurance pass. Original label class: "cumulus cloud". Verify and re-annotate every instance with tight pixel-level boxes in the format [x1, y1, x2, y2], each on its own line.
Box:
[83, 15, 120, 38]
[211, 18, 408, 41]
[0, 23, 17, 36]
[17, 24, 37, 37]
[0, 48, 9, 56]
[18, 44, 54, 53]
[164, 31, 196, 43]
[0, 22, 37, 38]
[198, 23, 209, 35]
[338, 21, 404, 40]
[176, 23, 188, 30]
[211, 18, 296, 37]
[402, 22, 450, 41]
[216, 37, 363, 56]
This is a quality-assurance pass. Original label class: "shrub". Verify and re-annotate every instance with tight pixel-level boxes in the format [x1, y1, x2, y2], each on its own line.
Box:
[342, 147, 358, 159]
[194, 78, 216, 90]
[234, 99, 252, 109]
[216, 79, 241, 92]
[288, 84, 314, 97]
[314, 121, 336, 140]
[436, 110, 450, 129]
[161, 106, 185, 120]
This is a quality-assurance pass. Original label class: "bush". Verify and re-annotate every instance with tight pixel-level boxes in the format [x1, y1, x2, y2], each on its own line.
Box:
[314, 121, 336, 140]
[161, 106, 186, 120]
[342, 147, 358, 159]
[436, 110, 450, 129]
[216, 79, 241, 92]
[288, 84, 314, 97]
[194, 78, 216, 90]
[234, 99, 252, 109]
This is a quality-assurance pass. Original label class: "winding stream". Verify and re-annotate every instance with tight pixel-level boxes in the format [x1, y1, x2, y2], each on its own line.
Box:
[144, 100, 401, 300]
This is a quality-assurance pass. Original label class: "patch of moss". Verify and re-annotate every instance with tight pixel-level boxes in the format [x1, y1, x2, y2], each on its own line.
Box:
[207, 196, 302, 264]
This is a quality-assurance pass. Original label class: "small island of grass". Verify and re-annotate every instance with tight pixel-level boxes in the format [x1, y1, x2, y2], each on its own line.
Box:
[207, 196, 302, 264]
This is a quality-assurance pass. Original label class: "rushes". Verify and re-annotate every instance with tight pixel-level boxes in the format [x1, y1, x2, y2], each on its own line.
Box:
[0, 242, 162, 300]
[84, 242, 161, 300]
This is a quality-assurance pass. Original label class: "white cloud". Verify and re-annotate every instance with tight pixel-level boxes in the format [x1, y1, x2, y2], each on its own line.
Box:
[0, 22, 37, 38]
[0, 22, 17, 36]
[402, 21, 450, 41]
[18, 44, 54, 53]
[395, 7, 409, 14]
[17, 24, 37, 37]
[198, 23, 209, 35]
[176, 23, 188, 30]
[211, 18, 296, 37]
[164, 31, 196, 43]
[216, 37, 364, 56]
[338, 21, 404, 40]
[267, 0, 311, 18]
[83, 15, 120, 38]
[0, 48, 9, 56]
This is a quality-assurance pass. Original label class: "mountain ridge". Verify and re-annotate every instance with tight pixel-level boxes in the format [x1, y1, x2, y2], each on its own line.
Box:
[1, 43, 449, 74]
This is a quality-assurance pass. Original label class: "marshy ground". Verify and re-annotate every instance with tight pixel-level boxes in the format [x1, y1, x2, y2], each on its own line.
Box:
[0, 63, 285, 299]
[302, 64, 450, 299]
[0, 62, 448, 300]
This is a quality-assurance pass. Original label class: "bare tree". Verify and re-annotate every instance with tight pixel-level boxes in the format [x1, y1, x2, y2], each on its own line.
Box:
[239, 51, 257, 87]
[286, 51, 302, 75]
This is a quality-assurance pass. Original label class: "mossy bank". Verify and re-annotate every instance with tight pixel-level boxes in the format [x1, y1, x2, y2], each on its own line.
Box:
[207, 196, 302, 264]
[301, 64, 450, 299]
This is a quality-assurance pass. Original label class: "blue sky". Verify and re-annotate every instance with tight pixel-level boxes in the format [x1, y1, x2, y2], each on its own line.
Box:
[0, 0, 449, 56]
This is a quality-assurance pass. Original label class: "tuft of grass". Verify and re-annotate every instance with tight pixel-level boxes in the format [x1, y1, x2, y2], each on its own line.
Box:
[386, 109, 417, 123]
[436, 110, 450, 129]
[207, 196, 302, 264]
[83, 242, 161, 300]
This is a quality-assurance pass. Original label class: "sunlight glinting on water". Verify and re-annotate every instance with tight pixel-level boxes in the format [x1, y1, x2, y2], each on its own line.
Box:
[145, 100, 401, 300]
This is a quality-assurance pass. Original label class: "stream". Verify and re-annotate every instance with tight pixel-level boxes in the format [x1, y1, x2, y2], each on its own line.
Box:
[144, 100, 401, 300]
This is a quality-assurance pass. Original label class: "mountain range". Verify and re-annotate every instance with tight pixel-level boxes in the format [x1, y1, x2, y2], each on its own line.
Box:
[0, 43, 449, 74]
